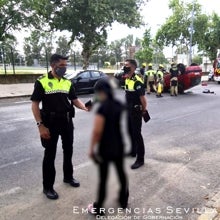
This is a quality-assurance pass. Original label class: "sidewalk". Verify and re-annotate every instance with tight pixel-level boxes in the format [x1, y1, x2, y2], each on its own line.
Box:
[0, 83, 34, 99]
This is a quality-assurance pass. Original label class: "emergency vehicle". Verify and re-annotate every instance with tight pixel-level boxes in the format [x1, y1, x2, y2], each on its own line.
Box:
[213, 55, 220, 84]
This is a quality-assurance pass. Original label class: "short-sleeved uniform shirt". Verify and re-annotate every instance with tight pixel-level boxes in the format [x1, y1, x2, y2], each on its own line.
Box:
[97, 99, 124, 160]
[31, 72, 77, 113]
[125, 74, 145, 108]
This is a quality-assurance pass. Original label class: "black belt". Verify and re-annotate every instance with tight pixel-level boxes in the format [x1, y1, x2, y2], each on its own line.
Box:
[41, 111, 72, 119]
[49, 112, 70, 117]
[127, 105, 142, 111]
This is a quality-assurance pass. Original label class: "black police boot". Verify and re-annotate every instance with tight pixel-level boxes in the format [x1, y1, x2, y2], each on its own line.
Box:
[43, 188, 59, 200]
[63, 178, 80, 187]
[131, 160, 144, 169]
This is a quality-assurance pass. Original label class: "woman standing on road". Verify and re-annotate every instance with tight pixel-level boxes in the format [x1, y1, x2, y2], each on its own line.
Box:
[87, 78, 129, 216]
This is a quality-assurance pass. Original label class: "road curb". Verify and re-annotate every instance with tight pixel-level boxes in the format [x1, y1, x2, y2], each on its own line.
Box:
[0, 94, 31, 100]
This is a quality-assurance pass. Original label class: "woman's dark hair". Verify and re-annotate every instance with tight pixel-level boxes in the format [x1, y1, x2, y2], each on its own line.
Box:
[94, 79, 113, 99]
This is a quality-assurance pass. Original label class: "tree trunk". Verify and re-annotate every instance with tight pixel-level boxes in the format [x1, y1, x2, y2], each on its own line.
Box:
[82, 50, 90, 70]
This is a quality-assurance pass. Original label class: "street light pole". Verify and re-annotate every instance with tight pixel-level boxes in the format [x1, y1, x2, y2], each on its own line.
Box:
[189, 0, 195, 65]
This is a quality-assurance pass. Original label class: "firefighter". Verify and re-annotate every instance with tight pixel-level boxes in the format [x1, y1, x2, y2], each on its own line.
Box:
[156, 64, 164, 97]
[31, 54, 88, 200]
[140, 63, 146, 77]
[170, 63, 180, 96]
[124, 59, 147, 169]
[145, 63, 156, 94]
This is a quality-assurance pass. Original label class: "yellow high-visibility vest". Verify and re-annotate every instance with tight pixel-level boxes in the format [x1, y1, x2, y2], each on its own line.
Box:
[125, 74, 143, 92]
[146, 70, 156, 77]
[157, 70, 164, 79]
[38, 73, 72, 95]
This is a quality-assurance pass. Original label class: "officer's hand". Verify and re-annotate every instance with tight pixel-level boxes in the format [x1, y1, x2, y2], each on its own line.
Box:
[39, 125, 51, 139]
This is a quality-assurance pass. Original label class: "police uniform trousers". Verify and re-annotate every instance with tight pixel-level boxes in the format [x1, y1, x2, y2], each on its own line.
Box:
[128, 108, 145, 161]
[41, 116, 74, 190]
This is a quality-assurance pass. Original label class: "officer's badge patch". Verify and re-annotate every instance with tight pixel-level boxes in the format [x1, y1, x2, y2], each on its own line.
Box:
[136, 85, 141, 90]
[48, 82, 53, 89]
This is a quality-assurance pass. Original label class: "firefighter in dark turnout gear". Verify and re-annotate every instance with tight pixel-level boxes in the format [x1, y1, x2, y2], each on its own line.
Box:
[31, 54, 88, 200]
[124, 59, 147, 169]
[170, 63, 180, 96]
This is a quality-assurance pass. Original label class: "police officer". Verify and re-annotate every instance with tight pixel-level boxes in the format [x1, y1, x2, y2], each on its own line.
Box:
[170, 63, 180, 96]
[145, 63, 156, 94]
[31, 54, 88, 200]
[124, 59, 147, 169]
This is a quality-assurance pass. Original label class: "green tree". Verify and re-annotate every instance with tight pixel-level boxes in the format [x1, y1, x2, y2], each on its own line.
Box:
[28, 0, 146, 69]
[199, 13, 220, 61]
[109, 40, 124, 65]
[24, 31, 42, 66]
[121, 34, 134, 58]
[23, 30, 54, 66]
[192, 55, 202, 64]
[152, 40, 168, 66]
[135, 29, 153, 64]
[0, 0, 30, 42]
[155, 0, 208, 56]
[55, 36, 71, 56]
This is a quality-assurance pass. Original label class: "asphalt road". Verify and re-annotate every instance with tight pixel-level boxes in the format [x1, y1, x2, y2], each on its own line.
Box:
[0, 83, 220, 220]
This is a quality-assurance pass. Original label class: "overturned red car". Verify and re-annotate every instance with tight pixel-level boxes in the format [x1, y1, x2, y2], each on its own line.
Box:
[163, 64, 203, 93]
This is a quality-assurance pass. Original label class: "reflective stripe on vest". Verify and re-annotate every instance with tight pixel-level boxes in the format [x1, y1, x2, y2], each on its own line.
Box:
[38, 74, 72, 95]
[157, 70, 164, 78]
[146, 70, 156, 76]
[125, 75, 143, 92]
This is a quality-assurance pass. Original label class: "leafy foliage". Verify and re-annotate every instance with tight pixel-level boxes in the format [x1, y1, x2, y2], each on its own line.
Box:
[55, 36, 71, 56]
[23, 30, 53, 66]
[155, 0, 208, 55]
[28, 0, 145, 69]
[199, 13, 220, 60]
[135, 29, 153, 64]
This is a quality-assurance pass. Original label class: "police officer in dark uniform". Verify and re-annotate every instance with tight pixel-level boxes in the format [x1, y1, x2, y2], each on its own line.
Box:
[124, 59, 147, 169]
[31, 54, 88, 200]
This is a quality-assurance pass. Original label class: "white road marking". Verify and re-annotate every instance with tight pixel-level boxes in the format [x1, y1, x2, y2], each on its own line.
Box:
[0, 158, 31, 169]
[14, 101, 31, 104]
[0, 187, 22, 197]
[165, 110, 201, 122]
